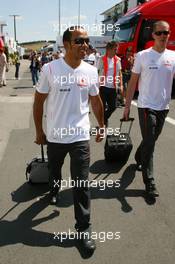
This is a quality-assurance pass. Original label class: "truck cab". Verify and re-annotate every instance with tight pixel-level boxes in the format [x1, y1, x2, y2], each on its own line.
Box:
[113, 0, 175, 57]
[113, 0, 175, 94]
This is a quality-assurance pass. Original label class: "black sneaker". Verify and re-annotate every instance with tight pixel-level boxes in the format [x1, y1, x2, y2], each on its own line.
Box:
[145, 182, 159, 198]
[78, 228, 96, 254]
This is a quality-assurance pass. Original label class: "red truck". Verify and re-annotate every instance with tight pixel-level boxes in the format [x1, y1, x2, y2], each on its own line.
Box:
[113, 0, 175, 93]
[114, 0, 175, 56]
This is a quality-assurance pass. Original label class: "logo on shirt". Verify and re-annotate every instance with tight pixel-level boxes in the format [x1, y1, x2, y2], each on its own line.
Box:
[77, 78, 88, 87]
[59, 88, 71, 92]
[163, 60, 172, 67]
[149, 66, 158, 70]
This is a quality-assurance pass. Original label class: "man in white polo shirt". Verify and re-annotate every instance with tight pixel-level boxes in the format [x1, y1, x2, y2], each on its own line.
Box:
[123, 21, 175, 200]
[33, 26, 104, 253]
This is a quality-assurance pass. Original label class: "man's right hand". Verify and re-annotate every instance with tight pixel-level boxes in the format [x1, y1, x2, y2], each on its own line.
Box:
[34, 131, 47, 145]
[95, 127, 105, 142]
[123, 106, 130, 121]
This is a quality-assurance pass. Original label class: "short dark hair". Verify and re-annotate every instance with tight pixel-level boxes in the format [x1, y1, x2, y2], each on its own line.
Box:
[153, 20, 169, 32]
[106, 41, 117, 50]
[63, 26, 84, 43]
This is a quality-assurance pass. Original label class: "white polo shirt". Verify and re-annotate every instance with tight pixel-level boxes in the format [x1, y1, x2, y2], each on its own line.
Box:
[132, 48, 175, 110]
[36, 58, 99, 143]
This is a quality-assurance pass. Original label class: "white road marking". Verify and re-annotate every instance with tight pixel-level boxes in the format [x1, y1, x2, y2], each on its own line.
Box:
[131, 101, 175, 126]
[166, 117, 175, 125]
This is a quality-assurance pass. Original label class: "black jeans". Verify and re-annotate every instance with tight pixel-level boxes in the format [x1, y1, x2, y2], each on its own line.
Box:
[135, 108, 169, 184]
[15, 63, 20, 79]
[100, 86, 117, 126]
[47, 140, 90, 231]
[122, 72, 131, 92]
[31, 68, 39, 85]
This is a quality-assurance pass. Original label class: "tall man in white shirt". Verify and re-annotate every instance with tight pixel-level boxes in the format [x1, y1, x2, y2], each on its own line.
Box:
[123, 21, 175, 200]
[33, 26, 104, 253]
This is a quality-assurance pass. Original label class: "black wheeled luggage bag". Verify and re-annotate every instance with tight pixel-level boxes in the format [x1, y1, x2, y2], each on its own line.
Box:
[26, 145, 49, 184]
[104, 118, 134, 163]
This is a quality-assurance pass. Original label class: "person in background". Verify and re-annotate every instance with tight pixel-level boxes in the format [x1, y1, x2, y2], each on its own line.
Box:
[30, 51, 40, 88]
[98, 41, 123, 126]
[59, 49, 64, 58]
[14, 52, 20, 80]
[52, 51, 60, 60]
[84, 44, 96, 66]
[41, 51, 49, 66]
[94, 48, 101, 67]
[4, 46, 9, 64]
[0, 47, 7, 87]
[123, 21, 175, 200]
[121, 47, 134, 99]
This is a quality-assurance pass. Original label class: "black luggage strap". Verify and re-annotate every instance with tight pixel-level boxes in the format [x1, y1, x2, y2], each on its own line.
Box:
[41, 144, 45, 162]
[119, 117, 134, 135]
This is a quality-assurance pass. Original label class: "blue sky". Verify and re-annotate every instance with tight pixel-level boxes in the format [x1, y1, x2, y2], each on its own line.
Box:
[0, 0, 118, 43]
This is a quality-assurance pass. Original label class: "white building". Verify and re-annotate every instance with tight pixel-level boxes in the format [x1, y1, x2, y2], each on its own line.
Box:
[100, 0, 124, 36]
[100, 0, 146, 36]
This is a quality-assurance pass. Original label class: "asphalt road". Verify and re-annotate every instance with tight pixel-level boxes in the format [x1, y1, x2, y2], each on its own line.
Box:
[0, 60, 175, 264]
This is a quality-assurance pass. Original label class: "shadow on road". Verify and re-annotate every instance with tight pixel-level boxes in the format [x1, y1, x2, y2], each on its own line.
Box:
[11, 182, 49, 203]
[56, 163, 145, 212]
[13, 86, 33, 89]
[90, 159, 125, 180]
[9, 163, 146, 213]
[90, 163, 145, 213]
[0, 195, 95, 259]
[0, 163, 145, 257]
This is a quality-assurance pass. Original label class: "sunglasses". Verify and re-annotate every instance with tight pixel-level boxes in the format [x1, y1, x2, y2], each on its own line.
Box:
[72, 37, 90, 45]
[154, 31, 170, 36]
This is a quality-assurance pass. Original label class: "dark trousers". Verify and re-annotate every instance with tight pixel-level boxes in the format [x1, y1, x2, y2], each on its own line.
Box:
[15, 63, 20, 79]
[135, 108, 169, 184]
[122, 72, 131, 92]
[100, 86, 117, 126]
[47, 140, 90, 231]
[31, 68, 39, 85]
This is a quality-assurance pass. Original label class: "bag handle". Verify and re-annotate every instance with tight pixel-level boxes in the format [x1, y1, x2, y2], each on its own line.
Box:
[120, 117, 135, 122]
[41, 144, 45, 162]
[119, 117, 134, 135]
